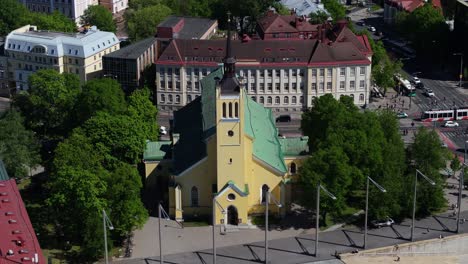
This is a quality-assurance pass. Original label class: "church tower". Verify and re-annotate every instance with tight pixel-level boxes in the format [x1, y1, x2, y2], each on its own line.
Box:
[215, 12, 247, 190]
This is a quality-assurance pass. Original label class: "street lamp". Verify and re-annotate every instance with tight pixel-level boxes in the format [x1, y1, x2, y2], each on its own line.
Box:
[157, 202, 171, 264]
[264, 189, 282, 264]
[315, 183, 337, 257]
[212, 194, 226, 264]
[102, 209, 114, 264]
[457, 161, 467, 233]
[103, 73, 118, 79]
[453, 53, 463, 89]
[411, 169, 436, 241]
[364, 177, 387, 249]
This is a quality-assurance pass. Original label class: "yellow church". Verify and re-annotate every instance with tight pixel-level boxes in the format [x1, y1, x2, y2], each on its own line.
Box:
[143, 29, 309, 226]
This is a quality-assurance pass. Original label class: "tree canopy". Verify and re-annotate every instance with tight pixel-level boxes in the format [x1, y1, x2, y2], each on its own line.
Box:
[81, 5, 116, 32]
[322, 0, 346, 21]
[126, 4, 172, 41]
[13, 70, 81, 139]
[309, 10, 329, 24]
[0, 110, 40, 178]
[0, 0, 76, 35]
[301, 95, 410, 222]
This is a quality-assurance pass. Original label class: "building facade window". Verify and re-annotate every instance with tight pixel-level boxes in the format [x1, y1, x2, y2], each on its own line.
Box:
[312, 83, 317, 91]
[275, 96, 280, 105]
[188, 95, 192, 102]
[350, 67, 356, 77]
[340, 81, 345, 90]
[290, 162, 297, 174]
[191, 186, 199, 207]
[359, 93, 365, 102]
[350, 81, 355, 90]
[260, 96, 264, 104]
[360, 67, 365, 75]
[327, 68, 332, 76]
[284, 96, 289, 104]
[267, 96, 272, 105]
[175, 95, 180, 104]
[340, 68, 345, 76]
[327, 82, 332, 91]
[360, 80, 365, 89]
[319, 69, 324, 77]
[234, 102, 239, 117]
[168, 94, 173, 103]
[229, 102, 233, 117]
[292, 96, 297, 104]
[161, 94, 165, 102]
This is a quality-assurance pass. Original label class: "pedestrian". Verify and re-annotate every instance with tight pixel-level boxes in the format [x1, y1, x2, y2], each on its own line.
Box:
[427, 227, 430, 233]
[396, 255, 400, 262]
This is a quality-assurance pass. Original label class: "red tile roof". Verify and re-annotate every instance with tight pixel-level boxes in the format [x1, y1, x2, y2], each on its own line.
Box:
[386, 0, 442, 12]
[257, 12, 318, 36]
[0, 179, 45, 264]
[157, 22, 372, 67]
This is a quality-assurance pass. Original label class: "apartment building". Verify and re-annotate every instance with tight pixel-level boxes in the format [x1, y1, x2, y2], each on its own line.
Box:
[0, 40, 9, 97]
[155, 23, 372, 113]
[18, 0, 98, 25]
[103, 37, 157, 93]
[99, 0, 128, 14]
[5, 25, 120, 91]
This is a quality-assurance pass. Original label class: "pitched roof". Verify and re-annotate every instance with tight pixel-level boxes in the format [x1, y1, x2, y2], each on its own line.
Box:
[157, 16, 217, 39]
[281, 0, 329, 16]
[278, 137, 309, 156]
[258, 14, 299, 34]
[244, 95, 287, 174]
[157, 24, 372, 67]
[143, 141, 172, 161]
[385, 0, 442, 12]
[0, 176, 45, 264]
[104, 37, 156, 59]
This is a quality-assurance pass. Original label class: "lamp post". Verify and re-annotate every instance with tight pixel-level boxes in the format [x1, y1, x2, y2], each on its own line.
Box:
[212, 195, 226, 264]
[157, 201, 178, 264]
[315, 183, 337, 257]
[453, 53, 463, 89]
[457, 162, 466, 233]
[102, 209, 114, 264]
[364, 177, 387, 249]
[264, 190, 282, 264]
[411, 169, 436, 241]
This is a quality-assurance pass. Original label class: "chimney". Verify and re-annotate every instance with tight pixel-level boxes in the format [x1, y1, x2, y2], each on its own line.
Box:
[295, 17, 304, 28]
[317, 24, 322, 42]
[267, 7, 275, 16]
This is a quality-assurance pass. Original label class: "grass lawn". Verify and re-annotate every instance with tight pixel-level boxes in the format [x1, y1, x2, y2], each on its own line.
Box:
[320, 206, 361, 231]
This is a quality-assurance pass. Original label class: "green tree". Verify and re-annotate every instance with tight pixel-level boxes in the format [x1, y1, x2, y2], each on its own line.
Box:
[127, 88, 158, 141]
[271, 2, 290, 15]
[214, 0, 276, 32]
[309, 10, 329, 24]
[165, 0, 217, 17]
[31, 11, 76, 32]
[410, 127, 449, 216]
[0, 0, 30, 36]
[105, 163, 148, 236]
[322, 0, 346, 21]
[0, 110, 40, 178]
[13, 70, 81, 139]
[126, 4, 172, 41]
[76, 78, 127, 124]
[128, 0, 164, 9]
[81, 5, 116, 32]
[80, 112, 149, 165]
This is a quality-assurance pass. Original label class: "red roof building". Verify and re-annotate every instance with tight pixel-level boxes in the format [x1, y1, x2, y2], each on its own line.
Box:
[0, 161, 45, 264]
[256, 9, 320, 40]
[155, 22, 373, 113]
[384, 0, 442, 24]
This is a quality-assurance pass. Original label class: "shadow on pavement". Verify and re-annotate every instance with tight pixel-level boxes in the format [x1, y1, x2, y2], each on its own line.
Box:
[144, 258, 180, 264]
[432, 215, 453, 232]
[196, 250, 261, 263]
[343, 228, 406, 242]
[244, 244, 261, 262]
[297, 235, 356, 249]
[194, 252, 208, 264]
[245, 243, 311, 257]
[294, 236, 311, 255]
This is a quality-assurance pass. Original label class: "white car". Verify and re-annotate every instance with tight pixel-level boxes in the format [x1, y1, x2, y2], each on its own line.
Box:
[368, 26, 376, 32]
[159, 126, 168, 135]
[412, 76, 421, 85]
[444, 121, 459, 127]
[424, 89, 435, 97]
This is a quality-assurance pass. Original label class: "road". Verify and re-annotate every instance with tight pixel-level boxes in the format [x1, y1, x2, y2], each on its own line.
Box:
[117, 211, 468, 264]
[0, 97, 10, 112]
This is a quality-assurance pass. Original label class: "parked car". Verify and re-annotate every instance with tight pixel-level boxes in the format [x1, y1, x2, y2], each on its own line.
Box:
[276, 115, 292, 123]
[357, 21, 366, 26]
[415, 82, 425, 89]
[371, 217, 394, 228]
[424, 89, 435, 97]
[159, 126, 168, 135]
[368, 26, 376, 32]
[396, 112, 408, 118]
[443, 121, 459, 127]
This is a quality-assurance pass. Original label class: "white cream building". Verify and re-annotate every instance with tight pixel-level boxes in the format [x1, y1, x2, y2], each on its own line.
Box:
[4, 25, 119, 91]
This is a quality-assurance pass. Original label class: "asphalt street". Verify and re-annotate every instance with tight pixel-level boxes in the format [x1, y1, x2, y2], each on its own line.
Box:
[117, 211, 468, 264]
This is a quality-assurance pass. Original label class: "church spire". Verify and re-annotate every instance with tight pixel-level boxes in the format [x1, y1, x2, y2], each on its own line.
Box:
[223, 11, 236, 78]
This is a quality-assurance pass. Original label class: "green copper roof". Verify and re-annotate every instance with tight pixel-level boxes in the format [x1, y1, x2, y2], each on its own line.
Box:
[201, 67, 224, 138]
[0, 160, 9, 181]
[244, 95, 287, 174]
[143, 141, 172, 161]
[278, 137, 309, 156]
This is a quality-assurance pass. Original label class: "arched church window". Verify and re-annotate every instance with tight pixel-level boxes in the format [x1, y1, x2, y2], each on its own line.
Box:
[290, 162, 297, 174]
[234, 102, 239, 117]
[261, 184, 269, 204]
[222, 102, 226, 118]
[229, 102, 233, 118]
